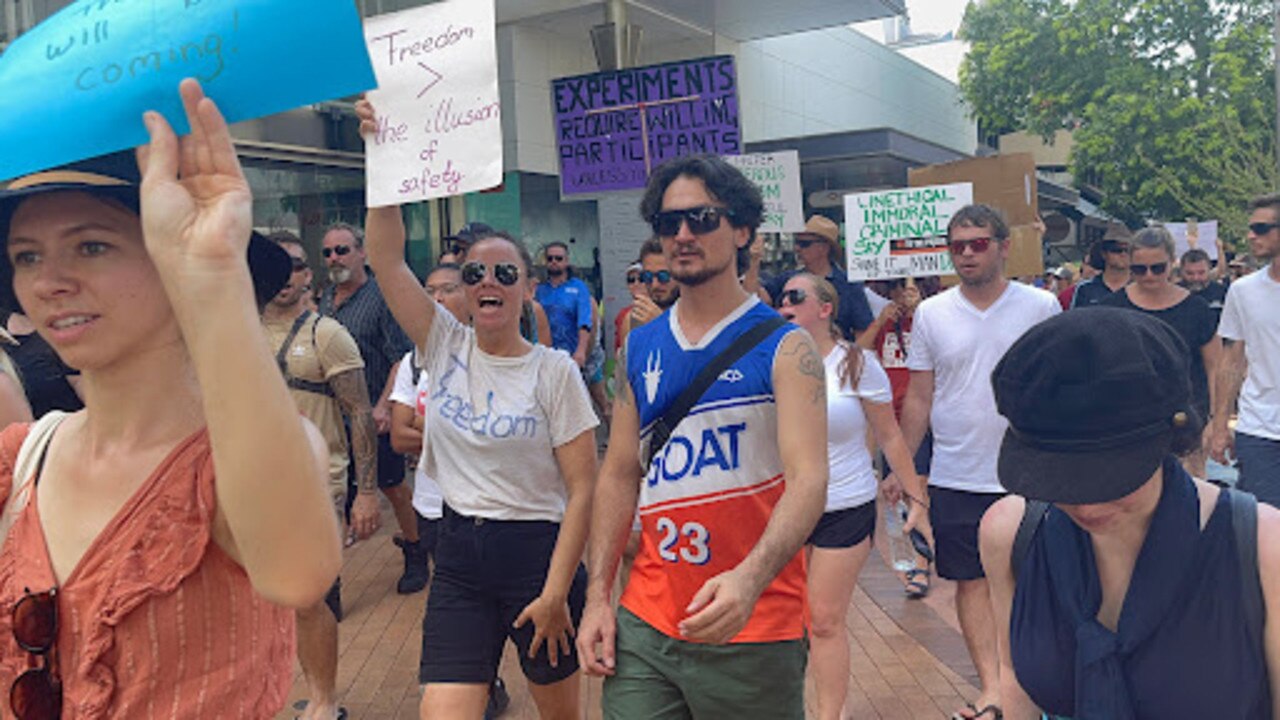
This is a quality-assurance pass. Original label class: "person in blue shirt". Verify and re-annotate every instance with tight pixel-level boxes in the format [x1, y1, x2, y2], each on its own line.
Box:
[765, 216, 873, 341]
[535, 241, 595, 367]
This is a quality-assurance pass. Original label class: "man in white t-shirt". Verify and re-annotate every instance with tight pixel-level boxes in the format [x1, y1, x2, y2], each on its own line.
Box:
[1211, 194, 1280, 506]
[897, 204, 1060, 720]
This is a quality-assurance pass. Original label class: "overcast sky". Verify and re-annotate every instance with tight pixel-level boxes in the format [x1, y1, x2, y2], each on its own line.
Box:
[852, 0, 971, 83]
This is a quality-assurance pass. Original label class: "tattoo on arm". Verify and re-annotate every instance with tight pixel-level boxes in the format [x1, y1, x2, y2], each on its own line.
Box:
[331, 369, 378, 493]
[614, 345, 632, 407]
[781, 332, 825, 403]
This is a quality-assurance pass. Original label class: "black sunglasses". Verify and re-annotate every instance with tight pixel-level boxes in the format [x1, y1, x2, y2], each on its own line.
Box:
[289, 257, 308, 271]
[321, 245, 352, 259]
[1249, 222, 1279, 236]
[650, 206, 735, 237]
[545, 254, 567, 262]
[779, 288, 808, 307]
[640, 270, 671, 285]
[626, 274, 641, 284]
[794, 238, 824, 250]
[10, 588, 59, 720]
[1130, 262, 1169, 276]
[1101, 241, 1130, 253]
[461, 261, 521, 287]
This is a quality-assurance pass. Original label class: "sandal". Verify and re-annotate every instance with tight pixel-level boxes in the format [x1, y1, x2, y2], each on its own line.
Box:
[952, 702, 1003, 720]
[904, 567, 931, 599]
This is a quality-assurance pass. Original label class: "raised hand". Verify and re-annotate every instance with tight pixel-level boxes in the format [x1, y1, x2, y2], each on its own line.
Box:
[137, 79, 253, 306]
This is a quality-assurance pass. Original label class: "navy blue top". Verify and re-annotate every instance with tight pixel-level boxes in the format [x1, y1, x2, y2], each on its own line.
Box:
[1011, 459, 1270, 719]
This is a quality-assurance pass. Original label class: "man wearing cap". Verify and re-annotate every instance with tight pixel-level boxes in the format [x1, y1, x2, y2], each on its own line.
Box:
[765, 215, 873, 340]
[263, 230, 373, 720]
[318, 223, 425, 593]
[1070, 224, 1132, 308]
[1212, 194, 1280, 506]
[896, 204, 1061, 720]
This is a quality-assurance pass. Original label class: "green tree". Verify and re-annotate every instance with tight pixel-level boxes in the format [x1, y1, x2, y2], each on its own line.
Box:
[959, 0, 1277, 244]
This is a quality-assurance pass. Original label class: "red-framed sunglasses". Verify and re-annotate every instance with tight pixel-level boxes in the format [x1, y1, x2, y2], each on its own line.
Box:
[10, 588, 59, 720]
[948, 237, 994, 255]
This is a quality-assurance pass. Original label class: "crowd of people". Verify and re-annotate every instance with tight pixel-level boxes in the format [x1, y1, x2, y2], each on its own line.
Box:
[0, 78, 1277, 720]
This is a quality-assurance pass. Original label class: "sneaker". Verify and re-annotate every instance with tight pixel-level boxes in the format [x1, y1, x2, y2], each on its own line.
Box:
[484, 677, 510, 720]
[396, 539, 430, 594]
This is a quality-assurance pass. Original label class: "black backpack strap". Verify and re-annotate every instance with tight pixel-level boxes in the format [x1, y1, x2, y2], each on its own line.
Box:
[646, 315, 787, 466]
[275, 310, 313, 375]
[1229, 488, 1264, 642]
[1012, 499, 1051, 581]
[275, 311, 336, 398]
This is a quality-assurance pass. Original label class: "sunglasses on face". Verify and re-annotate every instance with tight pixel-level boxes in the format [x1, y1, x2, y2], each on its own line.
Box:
[289, 257, 308, 272]
[779, 288, 808, 307]
[461, 261, 521, 287]
[794, 238, 824, 250]
[948, 237, 994, 255]
[1102, 241, 1130, 254]
[1249, 222, 1279, 236]
[545, 254, 567, 263]
[1130, 262, 1169, 276]
[10, 588, 59, 720]
[321, 245, 352, 259]
[640, 270, 671, 285]
[626, 274, 641, 284]
[649, 206, 735, 237]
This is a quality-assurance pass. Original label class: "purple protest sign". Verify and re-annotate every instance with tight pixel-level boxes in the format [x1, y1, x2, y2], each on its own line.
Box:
[552, 55, 741, 196]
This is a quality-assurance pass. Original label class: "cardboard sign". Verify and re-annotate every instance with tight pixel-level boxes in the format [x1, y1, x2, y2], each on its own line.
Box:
[844, 183, 974, 280]
[0, 0, 376, 180]
[363, 0, 502, 207]
[724, 151, 803, 233]
[908, 153, 1044, 277]
[552, 55, 741, 196]
[1165, 221, 1220, 261]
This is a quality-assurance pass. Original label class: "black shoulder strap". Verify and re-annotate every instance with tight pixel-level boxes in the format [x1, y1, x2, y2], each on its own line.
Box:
[1012, 499, 1051, 581]
[647, 315, 787, 466]
[275, 310, 313, 376]
[1229, 488, 1264, 642]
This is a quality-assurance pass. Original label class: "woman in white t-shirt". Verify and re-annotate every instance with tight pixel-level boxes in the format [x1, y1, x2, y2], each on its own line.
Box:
[360, 97, 599, 720]
[778, 273, 927, 720]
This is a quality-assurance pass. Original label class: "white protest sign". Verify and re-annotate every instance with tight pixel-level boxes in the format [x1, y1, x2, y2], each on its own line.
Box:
[1165, 221, 1220, 261]
[363, 0, 502, 208]
[844, 183, 973, 281]
[723, 151, 804, 232]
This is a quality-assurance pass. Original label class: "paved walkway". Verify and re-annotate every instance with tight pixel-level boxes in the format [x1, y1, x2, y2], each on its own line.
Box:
[276, 518, 980, 720]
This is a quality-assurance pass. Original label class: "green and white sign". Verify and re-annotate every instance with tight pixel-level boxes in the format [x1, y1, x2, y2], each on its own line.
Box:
[844, 182, 973, 280]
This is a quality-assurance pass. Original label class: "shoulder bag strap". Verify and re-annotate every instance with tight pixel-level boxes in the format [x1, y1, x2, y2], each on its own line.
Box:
[274, 310, 313, 377]
[1229, 488, 1264, 642]
[1012, 499, 1051, 581]
[0, 411, 68, 546]
[646, 316, 787, 467]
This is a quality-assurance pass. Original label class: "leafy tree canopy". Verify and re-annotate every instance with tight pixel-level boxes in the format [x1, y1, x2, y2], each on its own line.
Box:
[959, 0, 1277, 243]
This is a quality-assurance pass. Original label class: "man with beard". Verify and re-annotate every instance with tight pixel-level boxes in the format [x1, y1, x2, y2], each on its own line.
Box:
[535, 241, 595, 368]
[319, 223, 426, 594]
[621, 237, 680, 343]
[263, 231, 378, 720]
[577, 154, 828, 718]
[895, 205, 1060, 720]
[1179, 248, 1227, 324]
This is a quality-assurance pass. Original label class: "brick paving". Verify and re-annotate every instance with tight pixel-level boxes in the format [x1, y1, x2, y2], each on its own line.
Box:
[276, 518, 979, 720]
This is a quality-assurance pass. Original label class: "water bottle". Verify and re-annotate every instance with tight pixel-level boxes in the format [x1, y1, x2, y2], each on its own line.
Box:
[882, 500, 915, 572]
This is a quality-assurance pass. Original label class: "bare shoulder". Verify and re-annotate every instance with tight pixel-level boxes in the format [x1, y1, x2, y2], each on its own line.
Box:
[773, 327, 824, 403]
[979, 494, 1028, 555]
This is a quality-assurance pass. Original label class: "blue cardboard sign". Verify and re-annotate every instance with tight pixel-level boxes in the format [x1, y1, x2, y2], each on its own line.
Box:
[0, 0, 378, 180]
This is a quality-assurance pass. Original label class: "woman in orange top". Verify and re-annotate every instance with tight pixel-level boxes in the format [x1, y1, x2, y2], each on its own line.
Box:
[0, 79, 341, 718]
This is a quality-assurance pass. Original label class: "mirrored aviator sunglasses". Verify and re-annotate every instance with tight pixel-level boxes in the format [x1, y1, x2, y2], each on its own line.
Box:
[10, 588, 59, 720]
[650, 206, 734, 237]
[461, 261, 521, 286]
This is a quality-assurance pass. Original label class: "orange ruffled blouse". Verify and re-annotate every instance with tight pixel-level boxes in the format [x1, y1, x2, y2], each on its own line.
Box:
[0, 423, 295, 719]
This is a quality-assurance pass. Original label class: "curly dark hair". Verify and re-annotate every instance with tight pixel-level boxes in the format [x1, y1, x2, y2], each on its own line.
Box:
[638, 155, 763, 268]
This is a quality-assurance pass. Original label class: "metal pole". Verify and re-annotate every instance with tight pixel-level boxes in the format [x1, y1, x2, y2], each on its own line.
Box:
[606, 0, 627, 70]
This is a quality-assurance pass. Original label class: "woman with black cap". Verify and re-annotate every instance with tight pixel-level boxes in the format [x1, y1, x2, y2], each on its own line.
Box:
[0, 79, 341, 718]
[980, 307, 1280, 719]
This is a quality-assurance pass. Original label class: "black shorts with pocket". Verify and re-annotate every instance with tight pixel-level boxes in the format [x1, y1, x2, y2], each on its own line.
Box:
[419, 505, 586, 686]
[928, 486, 1005, 581]
[807, 501, 876, 549]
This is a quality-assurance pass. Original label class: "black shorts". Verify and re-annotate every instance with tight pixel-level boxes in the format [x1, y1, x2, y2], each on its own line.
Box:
[419, 506, 586, 686]
[880, 429, 933, 479]
[928, 486, 1005, 581]
[376, 433, 405, 488]
[807, 501, 875, 549]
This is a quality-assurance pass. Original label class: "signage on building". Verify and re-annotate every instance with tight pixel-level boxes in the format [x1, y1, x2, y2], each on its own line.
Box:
[551, 54, 741, 196]
[844, 183, 974, 281]
[0, 0, 375, 180]
[724, 151, 804, 233]
[363, 0, 502, 207]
